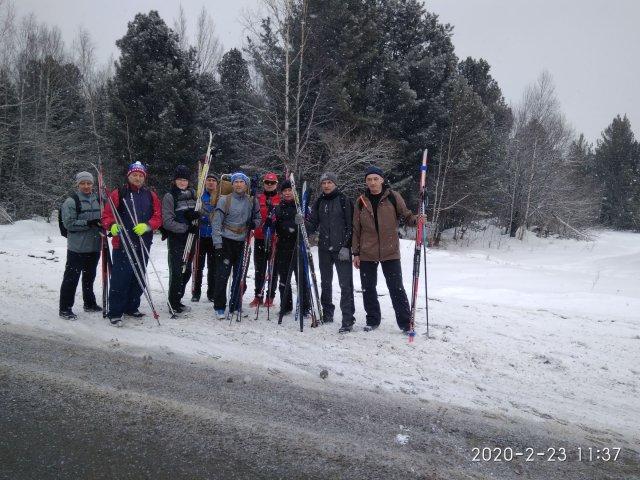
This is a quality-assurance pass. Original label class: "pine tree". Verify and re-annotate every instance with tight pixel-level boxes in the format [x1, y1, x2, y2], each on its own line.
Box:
[107, 11, 200, 189]
[594, 115, 640, 230]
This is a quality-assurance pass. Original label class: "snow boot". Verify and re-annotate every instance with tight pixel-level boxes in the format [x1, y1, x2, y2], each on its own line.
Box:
[249, 297, 263, 307]
[83, 304, 102, 313]
[59, 309, 77, 320]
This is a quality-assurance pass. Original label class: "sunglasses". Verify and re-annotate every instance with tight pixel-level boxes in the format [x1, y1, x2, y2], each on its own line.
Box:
[263, 180, 278, 186]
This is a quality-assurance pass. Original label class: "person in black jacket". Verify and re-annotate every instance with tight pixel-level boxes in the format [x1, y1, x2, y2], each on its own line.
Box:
[161, 165, 199, 314]
[274, 180, 310, 319]
[306, 171, 355, 333]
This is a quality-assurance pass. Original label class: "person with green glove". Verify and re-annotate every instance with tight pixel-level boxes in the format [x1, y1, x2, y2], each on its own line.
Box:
[102, 161, 162, 326]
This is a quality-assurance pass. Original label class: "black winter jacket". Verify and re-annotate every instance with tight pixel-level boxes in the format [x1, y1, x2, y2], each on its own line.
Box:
[274, 199, 299, 250]
[307, 189, 352, 252]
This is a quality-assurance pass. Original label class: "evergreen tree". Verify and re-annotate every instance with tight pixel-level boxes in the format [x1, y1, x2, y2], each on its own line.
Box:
[107, 11, 200, 189]
[594, 115, 640, 230]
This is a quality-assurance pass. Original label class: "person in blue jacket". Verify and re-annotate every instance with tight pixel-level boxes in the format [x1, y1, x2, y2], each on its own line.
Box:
[192, 172, 219, 302]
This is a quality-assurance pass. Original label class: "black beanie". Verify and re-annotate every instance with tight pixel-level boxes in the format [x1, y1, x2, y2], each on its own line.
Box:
[174, 164, 191, 181]
[280, 179, 292, 191]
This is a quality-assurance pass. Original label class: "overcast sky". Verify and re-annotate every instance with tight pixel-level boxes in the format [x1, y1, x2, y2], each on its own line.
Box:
[12, 0, 639, 146]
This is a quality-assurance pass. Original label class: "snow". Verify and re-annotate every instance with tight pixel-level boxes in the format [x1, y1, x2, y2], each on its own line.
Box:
[1, 219, 638, 444]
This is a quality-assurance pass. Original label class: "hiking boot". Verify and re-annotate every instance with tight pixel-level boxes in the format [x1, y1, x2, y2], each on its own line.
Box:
[110, 317, 123, 327]
[176, 303, 191, 313]
[125, 310, 145, 318]
[83, 304, 102, 313]
[191, 295, 200, 302]
[338, 326, 352, 334]
[264, 297, 275, 308]
[207, 296, 215, 303]
[363, 325, 379, 332]
[249, 297, 263, 307]
[59, 309, 77, 320]
[216, 309, 226, 320]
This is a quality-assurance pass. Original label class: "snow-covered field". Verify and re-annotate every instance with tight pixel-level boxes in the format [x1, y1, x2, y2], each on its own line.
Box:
[1, 219, 638, 446]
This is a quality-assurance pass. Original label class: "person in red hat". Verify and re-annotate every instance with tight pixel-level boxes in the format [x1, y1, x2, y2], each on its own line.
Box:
[249, 172, 280, 308]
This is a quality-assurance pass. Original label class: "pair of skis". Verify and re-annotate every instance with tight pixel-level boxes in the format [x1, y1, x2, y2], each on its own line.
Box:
[289, 174, 322, 330]
[409, 149, 430, 342]
[182, 130, 216, 274]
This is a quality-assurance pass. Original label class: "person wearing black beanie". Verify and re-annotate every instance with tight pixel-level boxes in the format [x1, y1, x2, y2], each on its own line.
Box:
[162, 164, 198, 314]
[352, 166, 425, 333]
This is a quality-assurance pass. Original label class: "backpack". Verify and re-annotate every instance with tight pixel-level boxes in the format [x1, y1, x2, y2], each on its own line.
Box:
[58, 194, 82, 238]
[357, 189, 398, 216]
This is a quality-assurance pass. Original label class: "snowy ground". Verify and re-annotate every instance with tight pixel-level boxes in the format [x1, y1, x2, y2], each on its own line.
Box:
[1, 219, 638, 450]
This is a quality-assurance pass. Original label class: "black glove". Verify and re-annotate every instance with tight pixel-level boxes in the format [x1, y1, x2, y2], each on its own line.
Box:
[184, 209, 199, 221]
[87, 218, 102, 228]
[187, 224, 199, 235]
[263, 217, 272, 230]
[246, 220, 255, 232]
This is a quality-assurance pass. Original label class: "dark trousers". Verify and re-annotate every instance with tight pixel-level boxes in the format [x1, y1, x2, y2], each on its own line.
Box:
[276, 246, 310, 314]
[167, 234, 193, 309]
[214, 237, 247, 312]
[359, 259, 410, 329]
[318, 249, 355, 327]
[59, 250, 101, 311]
[253, 237, 278, 299]
[108, 247, 149, 319]
[193, 237, 216, 300]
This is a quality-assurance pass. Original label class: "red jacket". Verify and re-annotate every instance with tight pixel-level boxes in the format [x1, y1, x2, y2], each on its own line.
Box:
[254, 191, 280, 239]
[102, 184, 162, 249]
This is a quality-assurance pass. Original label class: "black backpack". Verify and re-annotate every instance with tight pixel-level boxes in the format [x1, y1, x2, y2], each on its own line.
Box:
[58, 194, 82, 238]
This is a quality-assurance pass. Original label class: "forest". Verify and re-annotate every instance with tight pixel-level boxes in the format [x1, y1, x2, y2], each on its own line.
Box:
[0, 0, 638, 243]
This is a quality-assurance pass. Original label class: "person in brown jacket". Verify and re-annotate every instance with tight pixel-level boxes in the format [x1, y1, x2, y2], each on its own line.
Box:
[352, 166, 425, 332]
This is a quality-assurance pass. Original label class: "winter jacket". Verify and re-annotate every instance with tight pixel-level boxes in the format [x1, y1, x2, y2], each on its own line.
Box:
[254, 190, 280, 240]
[62, 191, 102, 253]
[198, 190, 218, 239]
[307, 189, 352, 252]
[161, 186, 197, 236]
[212, 192, 261, 246]
[274, 199, 299, 250]
[352, 187, 416, 262]
[102, 184, 162, 250]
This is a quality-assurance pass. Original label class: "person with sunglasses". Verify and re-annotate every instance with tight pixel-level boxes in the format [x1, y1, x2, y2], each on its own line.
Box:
[249, 173, 280, 308]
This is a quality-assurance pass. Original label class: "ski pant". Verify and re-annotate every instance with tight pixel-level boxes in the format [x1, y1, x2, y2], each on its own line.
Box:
[192, 236, 216, 300]
[59, 250, 100, 311]
[108, 247, 149, 319]
[276, 246, 310, 314]
[213, 237, 246, 312]
[359, 259, 410, 330]
[253, 237, 278, 299]
[167, 234, 194, 309]
[318, 249, 355, 328]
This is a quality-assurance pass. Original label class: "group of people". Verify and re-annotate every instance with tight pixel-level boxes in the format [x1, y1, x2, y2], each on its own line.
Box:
[59, 161, 425, 334]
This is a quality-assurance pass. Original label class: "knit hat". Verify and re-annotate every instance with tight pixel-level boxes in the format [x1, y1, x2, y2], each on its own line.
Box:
[75, 171, 94, 185]
[174, 164, 191, 181]
[280, 179, 292, 191]
[128, 161, 147, 178]
[263, 172, 278, 183]
[206, 172, 219, 181]
[365, 166, 385, 179]
[319, 171, 338, 185]
[231, 171, 250, 185]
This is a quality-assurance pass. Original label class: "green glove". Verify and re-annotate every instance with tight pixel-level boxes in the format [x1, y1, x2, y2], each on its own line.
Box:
[110, 224, 121, 237]
[133, 223, 150, 236]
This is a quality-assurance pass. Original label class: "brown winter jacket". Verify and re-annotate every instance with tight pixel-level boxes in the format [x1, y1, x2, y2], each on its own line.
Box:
[352, 188, 416, 262]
